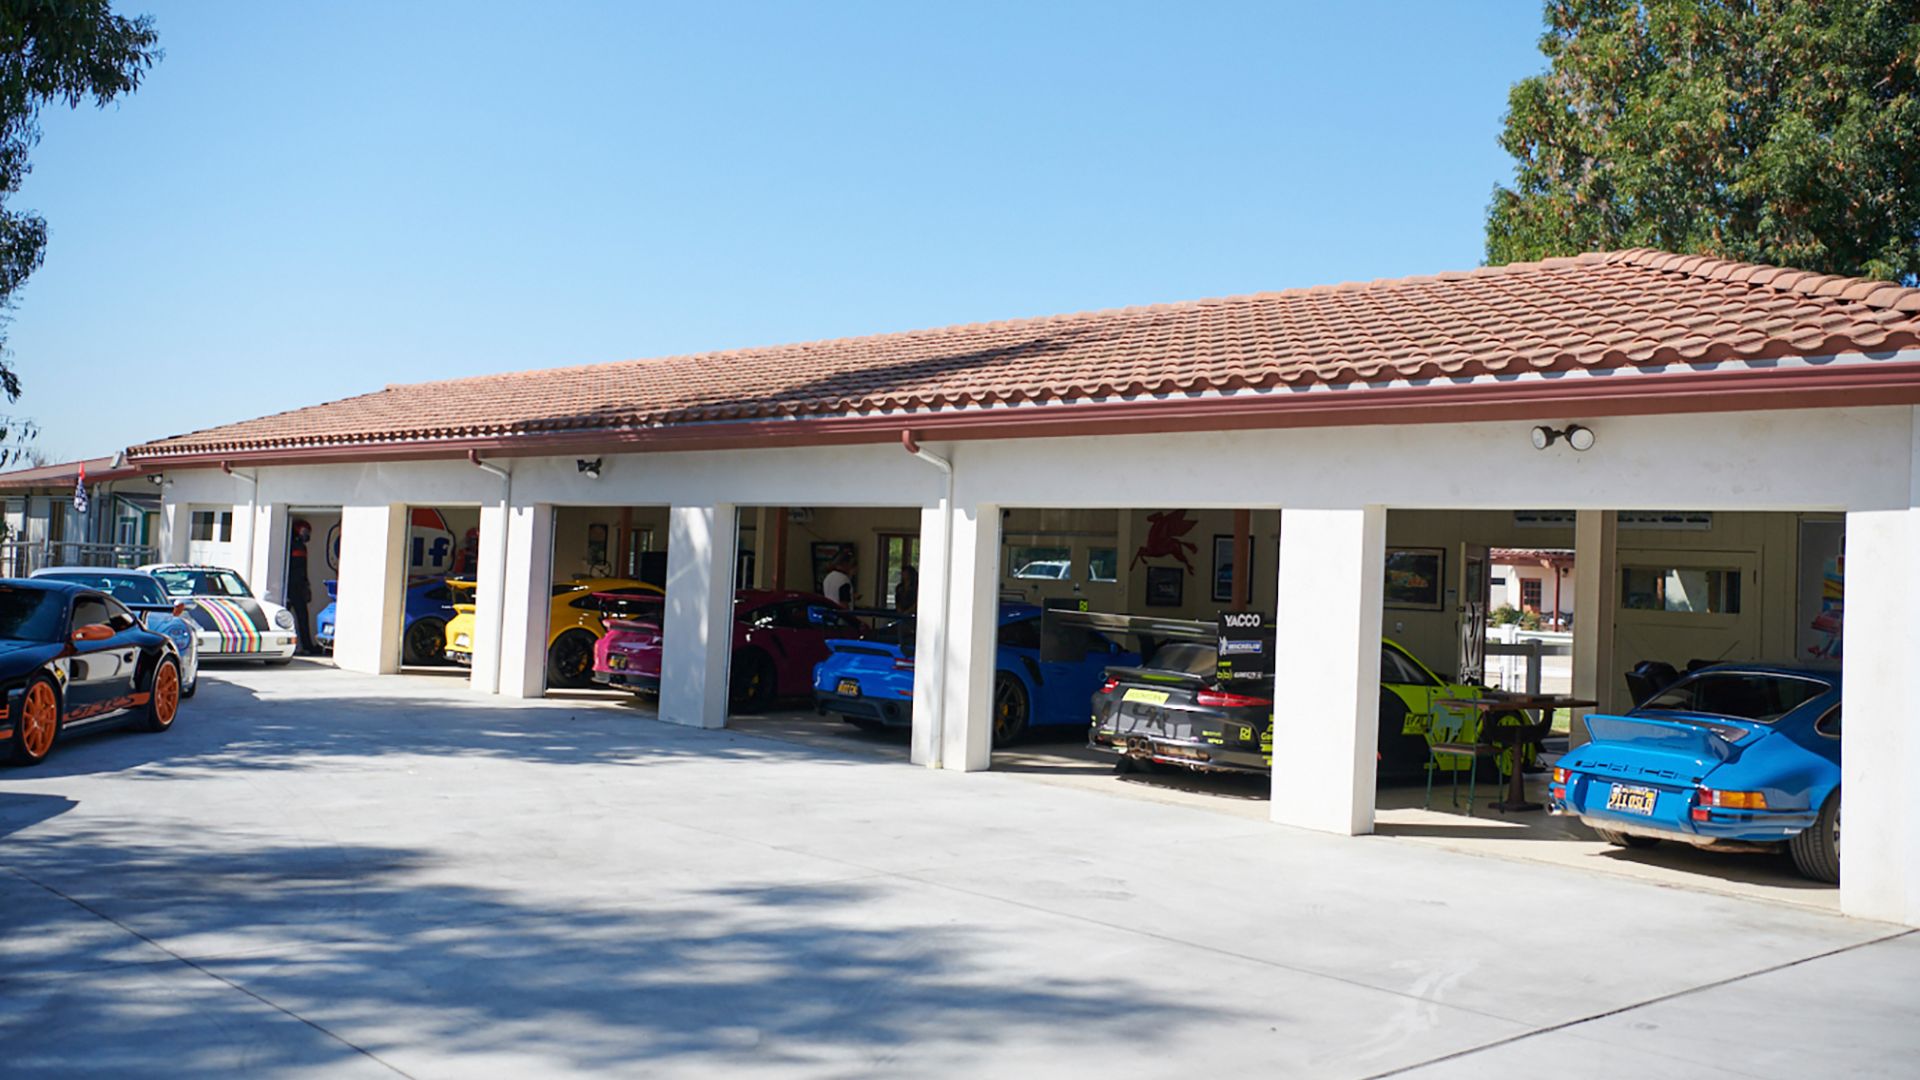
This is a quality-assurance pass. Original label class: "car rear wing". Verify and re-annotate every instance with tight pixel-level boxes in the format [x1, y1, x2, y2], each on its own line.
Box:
[1041, 606, 1275, 686]
[591, 591, 665, 622]
[1582, 713, 1740, 764]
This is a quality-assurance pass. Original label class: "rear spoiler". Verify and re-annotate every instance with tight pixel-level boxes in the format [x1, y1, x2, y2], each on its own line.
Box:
[591, 591, 665, 620]
[1042, 606, 1275, 685]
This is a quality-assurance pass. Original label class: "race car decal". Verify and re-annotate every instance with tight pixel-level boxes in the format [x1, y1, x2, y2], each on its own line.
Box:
[188, 597, 268, 652]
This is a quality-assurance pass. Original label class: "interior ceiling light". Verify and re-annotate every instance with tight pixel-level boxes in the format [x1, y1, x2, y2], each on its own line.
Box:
[1531, 424, 1596, 452]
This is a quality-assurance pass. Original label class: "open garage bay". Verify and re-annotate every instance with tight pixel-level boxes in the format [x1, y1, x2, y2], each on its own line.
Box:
[1, 663, 1911, 1078]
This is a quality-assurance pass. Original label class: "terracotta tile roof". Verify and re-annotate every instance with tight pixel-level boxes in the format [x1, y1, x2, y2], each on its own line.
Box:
[0, 455, 132, 489]
[128, 249, 1920, 461]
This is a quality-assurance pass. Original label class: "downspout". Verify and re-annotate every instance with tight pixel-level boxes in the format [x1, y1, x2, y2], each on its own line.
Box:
[901, 430, 953, 769]
[468, 450, 512, 694]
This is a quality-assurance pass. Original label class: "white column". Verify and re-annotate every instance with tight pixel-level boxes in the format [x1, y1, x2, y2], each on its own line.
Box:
[495, 502, 555, 698]
[659, 503, 737, 728]
[160, 497, 188, 564]
[469, 500, 512, 694]
[252, 502, 289, 603]
[933, 503, 998, 771]
[334, 504, 406, 675]
[1841, 413, 1920, 923]
[1570, 509, 1620, 747]
[1270, 506, 1385, 835]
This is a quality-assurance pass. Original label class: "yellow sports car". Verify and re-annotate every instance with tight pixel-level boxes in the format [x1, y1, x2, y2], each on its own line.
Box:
[443, 577, 663, 688]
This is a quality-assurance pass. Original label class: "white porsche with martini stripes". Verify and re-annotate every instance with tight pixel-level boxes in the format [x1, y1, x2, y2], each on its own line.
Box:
[139, 564, 298, 663]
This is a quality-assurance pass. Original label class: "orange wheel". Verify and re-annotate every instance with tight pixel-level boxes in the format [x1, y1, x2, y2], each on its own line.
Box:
[146, 659, 180, 732]
[15, 679, 58, 763]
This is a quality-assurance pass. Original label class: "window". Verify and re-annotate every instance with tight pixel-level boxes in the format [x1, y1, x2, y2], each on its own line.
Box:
[878, 534, 920, 610]
[1009, 545, 1071, 580]
[103, 597, 137, 632]
[1816, 707, 1841, 739]
[152, 567, 254, 598]
[189, 510, 233, 543]
[0, 586, 67, 642]
[1642, 671, 1830, 724]
[997, 615, 1041, 650]
[1381, 644, 1438, 687]
[1087, 547, 1118, 583]
[1147, 641, 1217, 676]
[1621, 566, 1742, 614]
[71, 596, 113, 633]
[38, 572, 169, 607]
[1519, 579, 1543, 611]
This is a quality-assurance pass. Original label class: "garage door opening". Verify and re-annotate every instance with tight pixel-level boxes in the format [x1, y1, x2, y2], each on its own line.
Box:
[1372, 508, 1846, 911]
[987, 507, 1278, 805]
[721, 505, 923, 752]
[390, 505, 483, 676]
[537, 504, 670, 698]
[285, 505, 341, 664]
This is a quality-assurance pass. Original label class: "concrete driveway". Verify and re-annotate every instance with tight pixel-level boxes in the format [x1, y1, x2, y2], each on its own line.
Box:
[1, 663, 1913, 1078]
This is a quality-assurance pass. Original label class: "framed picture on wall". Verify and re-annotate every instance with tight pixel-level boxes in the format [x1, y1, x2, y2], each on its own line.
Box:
[1384, 547, 1445, 610]
[1145, 565, 1184, 608]
[1211, 534, 1250, 603]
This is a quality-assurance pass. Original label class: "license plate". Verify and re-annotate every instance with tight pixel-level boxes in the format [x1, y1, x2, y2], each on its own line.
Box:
[1607, 784, 1659, 816]
[1122, 688, 1170, 705]
[837, 678, 860, 697]
[608, 655, 627, 670]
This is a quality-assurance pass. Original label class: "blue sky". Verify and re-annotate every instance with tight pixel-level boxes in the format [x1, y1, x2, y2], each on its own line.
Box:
[11, 1, 1544, 459]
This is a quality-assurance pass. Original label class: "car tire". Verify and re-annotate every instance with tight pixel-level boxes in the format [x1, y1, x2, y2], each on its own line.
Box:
[143, 657, 182, 733]
[8, 676, 61, 766]
[403, 617, 448, 666]
[1790, 790, 1841, 884]
[1593, 827, 1659, 849]
[728, 649, 774, 713]
[546, 630, 598, 690]
[990, 672, 1030, 749]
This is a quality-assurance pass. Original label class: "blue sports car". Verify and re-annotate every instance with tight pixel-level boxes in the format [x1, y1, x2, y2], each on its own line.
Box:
[315, 577, 458, 665]
[32, 567, 201, 698]
[1550, 664, 1841, 882]
[813, 603, 1137, 747]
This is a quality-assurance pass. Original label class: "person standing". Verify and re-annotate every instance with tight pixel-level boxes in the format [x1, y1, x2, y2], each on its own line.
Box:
[821, 549, 856, 609]
[287, 519, 315, 656]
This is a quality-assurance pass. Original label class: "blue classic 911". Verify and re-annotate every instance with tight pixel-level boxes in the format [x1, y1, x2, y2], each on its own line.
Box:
[1549, 664, 1841, 882]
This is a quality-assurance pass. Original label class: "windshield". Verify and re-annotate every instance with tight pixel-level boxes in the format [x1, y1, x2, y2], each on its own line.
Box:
[41, 572, 170, 607]
[1147, 642, 1217, 677]
[0, 585, 69, 642]
[152, 568, 254, 599]
[1641, 671, 1832, 724]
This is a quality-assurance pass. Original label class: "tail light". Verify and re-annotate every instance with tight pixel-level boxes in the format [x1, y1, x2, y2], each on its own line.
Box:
[1695, 787, 1769, 812]
[1196, 689, 1272, 708]
[1552, 766, 1569, 784]
[1099, 678, 1120, 693]
[892, 658, 915, 671]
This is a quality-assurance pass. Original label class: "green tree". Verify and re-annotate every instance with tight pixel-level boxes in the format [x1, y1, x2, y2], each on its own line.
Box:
[1487, 1, 1920, 281]
[0, 1, 158, 467]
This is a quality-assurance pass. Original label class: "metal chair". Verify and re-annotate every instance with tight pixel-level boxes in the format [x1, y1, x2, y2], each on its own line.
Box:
[1424, 704, 1499, 814]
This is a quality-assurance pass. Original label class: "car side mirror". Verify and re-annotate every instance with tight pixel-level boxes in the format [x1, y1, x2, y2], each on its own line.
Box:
[72, 623, 115, 643]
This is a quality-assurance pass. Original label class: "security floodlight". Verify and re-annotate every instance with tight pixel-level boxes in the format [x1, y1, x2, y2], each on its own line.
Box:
[1530, 424, 1596, 452]
[577, 458, 603, 479]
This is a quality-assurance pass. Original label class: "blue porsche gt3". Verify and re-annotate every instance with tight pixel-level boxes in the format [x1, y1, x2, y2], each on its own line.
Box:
[813, 602, 1137, 748]
[1550, 664, 1841, 882]
[316, 576, 458, 665]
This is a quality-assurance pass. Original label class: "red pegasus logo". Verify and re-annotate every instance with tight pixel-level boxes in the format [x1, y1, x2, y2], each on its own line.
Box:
[1132, 509, 1199, 573]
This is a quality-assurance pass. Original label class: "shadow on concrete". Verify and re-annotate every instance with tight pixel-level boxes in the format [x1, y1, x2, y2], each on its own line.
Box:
[0, 792, 76, 841]
[0, 825, 1228, 1074]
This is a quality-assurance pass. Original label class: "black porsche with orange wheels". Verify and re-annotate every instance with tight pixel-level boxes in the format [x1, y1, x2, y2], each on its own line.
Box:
[0, 579, 186, 767]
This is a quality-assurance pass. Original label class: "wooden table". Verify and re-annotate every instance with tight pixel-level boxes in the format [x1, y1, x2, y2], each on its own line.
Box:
[1452, 694, 1598, 813]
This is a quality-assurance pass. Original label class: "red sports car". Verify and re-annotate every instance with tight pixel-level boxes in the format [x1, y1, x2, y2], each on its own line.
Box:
[592, 589, 868, 711]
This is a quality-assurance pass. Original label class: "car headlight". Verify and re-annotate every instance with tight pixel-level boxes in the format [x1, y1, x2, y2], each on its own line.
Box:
[274, 609, 295, 630]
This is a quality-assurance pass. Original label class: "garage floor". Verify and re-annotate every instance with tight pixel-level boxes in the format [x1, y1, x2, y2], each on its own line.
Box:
[1, 663, 1908, 1078]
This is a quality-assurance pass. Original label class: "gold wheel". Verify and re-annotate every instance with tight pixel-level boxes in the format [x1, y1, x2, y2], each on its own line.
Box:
[18, 680, 58, 761]
[151, 661, 180, 729]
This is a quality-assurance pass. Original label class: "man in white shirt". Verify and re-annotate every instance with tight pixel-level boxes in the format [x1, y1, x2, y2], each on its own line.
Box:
[821, 550, 856, 608]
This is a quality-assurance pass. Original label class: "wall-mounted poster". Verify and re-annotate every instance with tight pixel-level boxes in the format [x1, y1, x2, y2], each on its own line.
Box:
[1211, 534, 1250, 603]
[1384, 547, 1445, 610]
[1797, 520, 1844, 661]
[1145, 565, 1184, 608]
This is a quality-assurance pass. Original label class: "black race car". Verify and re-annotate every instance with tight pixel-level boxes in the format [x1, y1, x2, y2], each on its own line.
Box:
[1089, 638, 1276, 775]
[0, 578, 186, 766]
